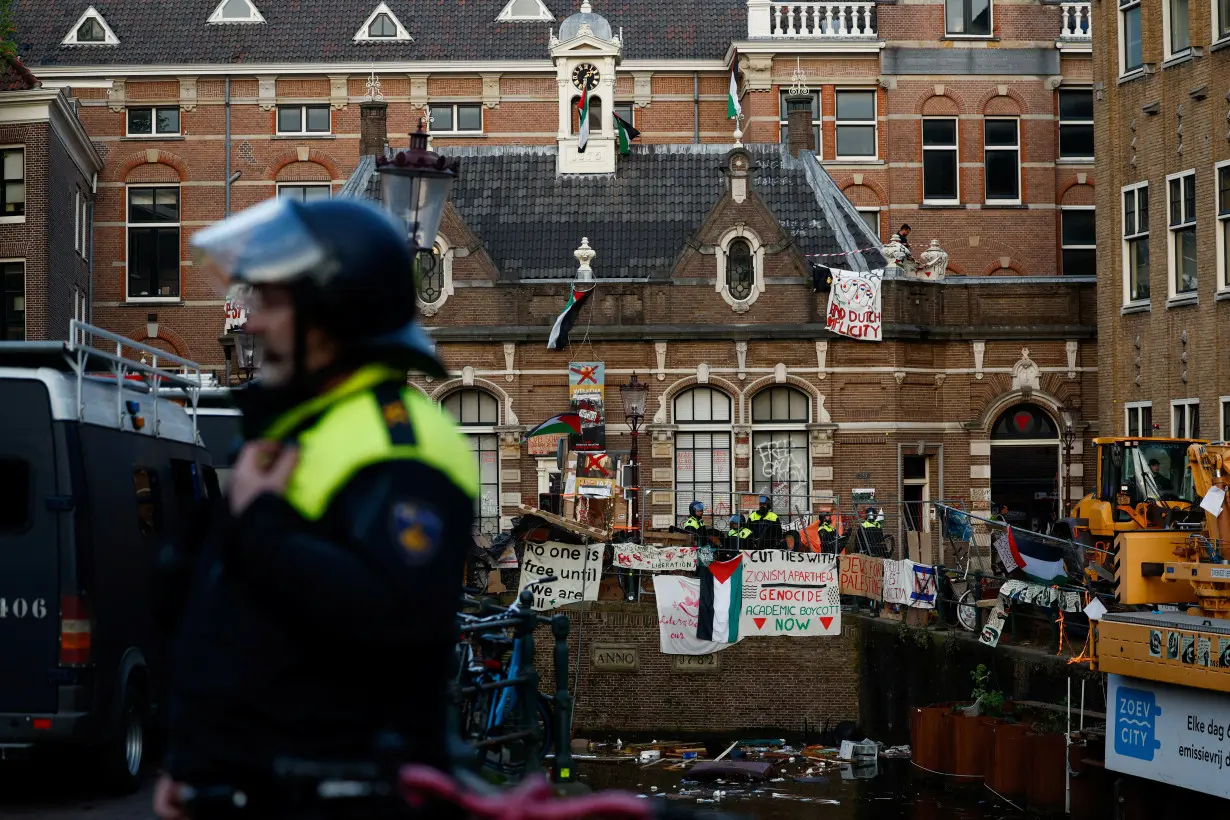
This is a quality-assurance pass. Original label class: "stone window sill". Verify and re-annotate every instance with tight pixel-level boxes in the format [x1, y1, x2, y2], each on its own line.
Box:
[272, 134, 335, 140]
[1118, 69, 1147, 86]
[430, 133, 487, 139]
[1166, 293, 1199, 309]
[920, 202, 965, 210]
[125, 298, 183, 306]
[1120, 301, 1151, 315]
[0, 215, 26, 225]
[1216, 289, 1230, 301]
[1162, 51, 1194, 70]
[122, 135, 185, 141]
[1212, 37, 1230, 54]
[982, 203, 1027, 209]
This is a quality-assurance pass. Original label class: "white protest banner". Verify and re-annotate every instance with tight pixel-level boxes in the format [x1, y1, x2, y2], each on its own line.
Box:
[738, 550, 841, 637]
[839, 554, 885, 601]
[613, 543, 697, 573]
[991, 529, 1020, 573]
[654, 574, 741, 655]
[517, 541, 605, 611]
[979, 602, 1008, 648]
[901, 560, 937, 609]
[881, 559, 909, 605]
[825, 268, 882, 342]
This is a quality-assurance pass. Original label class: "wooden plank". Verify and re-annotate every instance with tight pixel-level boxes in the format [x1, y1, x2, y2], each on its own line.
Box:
[517, 505, 610, 541]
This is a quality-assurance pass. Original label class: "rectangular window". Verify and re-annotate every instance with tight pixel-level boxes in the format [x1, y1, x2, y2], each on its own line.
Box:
[751, 431, 809, 516]
[1061, 207, 1096, 275]
[675, 432, 733, 520]
[469, 434, 500, 535]
[1172, 400, 1200, 439]
[428, 103, 483, 134]
[1122, 182, 1150, 303]
[1, 147, 24, 218]
[1120, 0, 1143, 74]
[945, 0, 992, 35]
[922, 118, 959, 203]
[74, 191, 81, 253]
[1125, 402, 1153, 437]
[276, 184, 331, 202]
[778, 91, 822, 149]
[835, 90, 877, 159]
[1218, 0, 1230, 42]
[126, 106, 181, 137]
[0, 459, 30, 532]
[857, 208, 880, 238]
[1218, 163, 1230, 290]
[1168, 171, 1197, 296]
[613, 102, 635, 127]
[1, 260, 23, 341]
[1058, 90, 1094, 160]
[983, 118, 1020, 203]
[126, 186, 181, 300]
[276, 105, 331, 135]
[1222, 397, 1230, 442]
[902, 455, 929, 532]
[80, 195, 89, 260]
[1166, 0, 1191, 57]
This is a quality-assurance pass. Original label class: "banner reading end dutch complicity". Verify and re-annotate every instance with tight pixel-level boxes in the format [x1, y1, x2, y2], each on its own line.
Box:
[823, 267, 883, 342]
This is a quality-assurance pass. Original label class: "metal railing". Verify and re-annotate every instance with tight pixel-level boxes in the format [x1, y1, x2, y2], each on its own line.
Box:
[749, 1, 878, 38]
[1059, 2, 1091, 40]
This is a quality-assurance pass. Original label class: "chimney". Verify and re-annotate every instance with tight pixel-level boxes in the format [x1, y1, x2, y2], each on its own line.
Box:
[360, 101, 389, 156]
[785, 94, 816, 157]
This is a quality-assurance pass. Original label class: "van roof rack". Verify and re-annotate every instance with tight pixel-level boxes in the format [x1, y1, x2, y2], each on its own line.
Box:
[0, 321, 205, 441]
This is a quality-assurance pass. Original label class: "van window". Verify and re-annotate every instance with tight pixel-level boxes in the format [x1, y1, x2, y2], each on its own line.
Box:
[202, 465, 221, 500]
[133, 468, 163, 538]
[170, 458, 202, 507]
[0, 458, 30, 531]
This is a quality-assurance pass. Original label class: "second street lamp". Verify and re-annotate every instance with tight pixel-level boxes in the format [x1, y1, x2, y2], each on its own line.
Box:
[375, 120, 460, 253]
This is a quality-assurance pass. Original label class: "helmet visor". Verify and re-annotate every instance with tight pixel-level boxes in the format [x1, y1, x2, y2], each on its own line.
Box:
[191, 198, 334, 296]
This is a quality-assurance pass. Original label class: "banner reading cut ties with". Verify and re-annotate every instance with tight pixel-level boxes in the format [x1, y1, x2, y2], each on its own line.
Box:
[517, 541, 605, 611]
[656, 574, 742, 655]
[823, 267, 883, 342]
[739, 550, 841, 637]
[613, 543, 697, 573]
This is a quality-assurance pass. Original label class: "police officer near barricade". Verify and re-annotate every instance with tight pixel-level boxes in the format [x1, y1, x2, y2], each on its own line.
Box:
[818, 512, 839, 554]
[748, 495, 784, 549]
[857, 505, 885, 554]
[682, 500, 708, 541]
[153, 196, 478, 820]
[722, 514, 754, 558]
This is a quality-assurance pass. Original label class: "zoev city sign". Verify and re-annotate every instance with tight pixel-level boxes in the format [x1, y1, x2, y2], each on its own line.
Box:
[1106, 674, 1230, 800]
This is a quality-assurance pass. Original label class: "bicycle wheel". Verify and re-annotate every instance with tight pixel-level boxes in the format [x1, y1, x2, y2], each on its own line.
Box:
[956, 588, 978, 632]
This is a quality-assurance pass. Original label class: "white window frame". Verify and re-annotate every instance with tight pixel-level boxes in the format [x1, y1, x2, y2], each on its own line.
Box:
[275, 182, 332, 202]
[1221, 396, 1230, 442]
[673, 387, 735, 521]
[901, 455, 931, 533]
[1171, 399, 1200, 439]
[428, 103, 484, 135]
[856, 207, 880, 240]
[1125, 401, 1153, 437]
[1215, 0, 1230, 45]
[1121, 181, 1151, 306]
[0, 145, 25, 224]
[126, 106, 181, 138]
[276, 104, 331, 136]
[1163, 0, 1192, 61]
[125, 184, 182, 303]
[61, 6, 120, 45]
[442, 389, 502, 536]
[750, 387, 811, 513]
[497, 0, 555, 21]
[1119, 0, 1144, 77]
[416, 235, 455, 317]
[353, 3, 412, 42]
[778, 90, 822, 152]
[1057, 88, 1094, 162]
[208, 0, 266, 24]
[714, 226, 765, 314]
[944, 0, 994, 37]
[983, 117, 1021, 205]
[1061, 205, 1097, 276]
[1166, 169, 1197, 299]
[0, 258, 25, 342]
[922, 116, 960, 205]
[1216, 159, 1230, 294]
[79, 195, 89, 261]
[834, 89, 878, 161]
[74, 191, 81, 253]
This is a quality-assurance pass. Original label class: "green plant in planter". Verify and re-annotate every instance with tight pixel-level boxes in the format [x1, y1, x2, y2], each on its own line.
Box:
[970, 663, 1006, 718]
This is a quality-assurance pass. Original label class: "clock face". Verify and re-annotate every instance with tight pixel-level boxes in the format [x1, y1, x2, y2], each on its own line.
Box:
[572, 63, 600, 91]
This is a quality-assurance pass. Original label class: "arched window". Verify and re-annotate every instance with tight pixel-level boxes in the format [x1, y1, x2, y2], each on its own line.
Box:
[416, 244, 444, 305]
[751, 387, 810, 519]
[991, 403, 1059, 440]
[673, 387, 733, 521]
[727, 239, 754, 301]
[573, 96, 603, 134]
[443, 389, 500, 535]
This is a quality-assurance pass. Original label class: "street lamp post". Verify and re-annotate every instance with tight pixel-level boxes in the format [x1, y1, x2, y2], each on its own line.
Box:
[375, 120, 460, 256]
[1059, 406, 1077, 518]
[619, 372, 649, 535]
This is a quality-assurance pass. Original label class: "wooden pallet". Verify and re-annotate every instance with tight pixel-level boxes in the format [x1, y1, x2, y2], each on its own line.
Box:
[517, 505, 610, 542]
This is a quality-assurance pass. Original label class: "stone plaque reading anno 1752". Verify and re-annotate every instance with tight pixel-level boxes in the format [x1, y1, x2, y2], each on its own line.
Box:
[672, 653, 720, 672]
[592, 644, 639, 672]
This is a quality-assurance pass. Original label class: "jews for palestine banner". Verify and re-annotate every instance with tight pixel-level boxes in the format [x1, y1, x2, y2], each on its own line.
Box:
[822, 266, 883, 341]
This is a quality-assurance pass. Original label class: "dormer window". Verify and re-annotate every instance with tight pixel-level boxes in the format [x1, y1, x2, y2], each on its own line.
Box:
[62, 7, 119, 45]
[208, 0, 265, 24]
[497, 0, 555, 21]
[354, 3, 411, 42]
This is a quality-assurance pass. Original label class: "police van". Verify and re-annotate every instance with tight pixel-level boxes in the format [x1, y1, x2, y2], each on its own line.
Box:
[0, 322, 218, 791]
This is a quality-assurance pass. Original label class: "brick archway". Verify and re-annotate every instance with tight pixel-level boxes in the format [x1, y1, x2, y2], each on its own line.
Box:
[266, 149, 341, 181]
[116, 150, 188, 182]
[652, 375, 743, 425]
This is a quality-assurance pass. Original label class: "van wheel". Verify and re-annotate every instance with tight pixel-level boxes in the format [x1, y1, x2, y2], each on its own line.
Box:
[98, 683, 145, 794]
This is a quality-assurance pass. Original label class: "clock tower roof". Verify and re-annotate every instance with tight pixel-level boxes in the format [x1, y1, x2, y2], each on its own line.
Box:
[558, 1, 613, 42]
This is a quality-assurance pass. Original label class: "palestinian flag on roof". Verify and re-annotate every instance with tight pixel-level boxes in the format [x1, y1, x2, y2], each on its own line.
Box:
[547, 285, 593, 350]
[1005, 526, 1069, 585]
[727, 48, 743, 121]
[613, 113, 640, 156]
[523, 412, 583, 441]
[697, 554, 743, 643]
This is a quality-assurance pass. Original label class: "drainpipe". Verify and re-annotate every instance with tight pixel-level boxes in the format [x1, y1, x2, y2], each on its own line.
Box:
[693, 72, 700, 144]
[224, 77, 232, 216]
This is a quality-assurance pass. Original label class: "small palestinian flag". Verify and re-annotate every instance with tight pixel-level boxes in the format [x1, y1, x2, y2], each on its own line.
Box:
[547, 285, 593, 350]
[697, 553, 743, 643]
[613, 113, 640, 156]
[523, 412, 583, 441]
[577, 83, 591, 153]
[1005, 526, 1069, 584]
[727, 47, 743, 121]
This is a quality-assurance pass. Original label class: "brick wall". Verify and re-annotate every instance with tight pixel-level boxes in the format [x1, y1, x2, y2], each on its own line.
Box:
[0, 122, 48, 340]
[46, 127, 93, 341]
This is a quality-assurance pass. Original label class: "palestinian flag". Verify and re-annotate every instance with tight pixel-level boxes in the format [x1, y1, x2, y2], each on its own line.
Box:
[727, 48, 742, 121]
[523, 412, 583, 441]
[613, 113, 640, 156]
[547, 285, 593, 350]
[577, 84, 591, 153]
[697, 554, 743, 643]
[1005, 526, 1069, 584]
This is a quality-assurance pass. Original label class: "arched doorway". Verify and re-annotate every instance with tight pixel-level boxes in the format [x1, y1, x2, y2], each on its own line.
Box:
[990, 403, 1060, 531]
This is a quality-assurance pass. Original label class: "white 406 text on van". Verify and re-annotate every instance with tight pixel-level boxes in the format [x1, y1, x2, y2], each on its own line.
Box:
[0, 598, 49, 619]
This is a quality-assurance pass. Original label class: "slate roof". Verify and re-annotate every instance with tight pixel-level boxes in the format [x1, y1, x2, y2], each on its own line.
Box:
[0, 57, 40, 91]
[14, 1, 745, 67]
[348, 144, 885, 281]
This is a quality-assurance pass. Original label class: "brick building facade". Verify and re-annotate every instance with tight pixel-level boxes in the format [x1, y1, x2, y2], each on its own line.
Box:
[1092, 0, 1230, 443]
[11, 0, 1099, 540]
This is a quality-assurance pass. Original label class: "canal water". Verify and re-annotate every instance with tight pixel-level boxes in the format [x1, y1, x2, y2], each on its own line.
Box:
[579, 758, 1032, 820]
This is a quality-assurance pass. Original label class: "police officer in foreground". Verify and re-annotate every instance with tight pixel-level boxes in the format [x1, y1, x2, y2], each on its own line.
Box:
[153, 197, 477, 819]
[748, 494, 783, 548]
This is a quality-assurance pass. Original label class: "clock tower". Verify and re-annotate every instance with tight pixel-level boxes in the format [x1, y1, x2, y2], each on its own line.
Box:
[551, 1, 622, 174]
